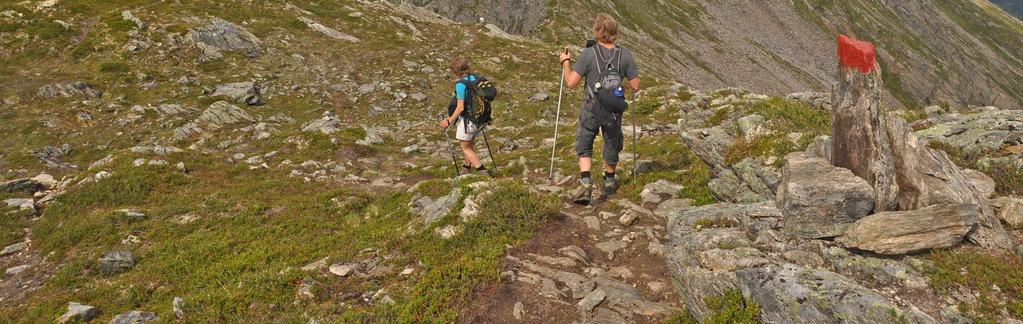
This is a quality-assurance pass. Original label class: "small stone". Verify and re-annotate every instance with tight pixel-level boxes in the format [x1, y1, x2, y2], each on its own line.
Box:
[57, 302, 100, 323]
[558, 245, 590, 265]
[301, 257, 328, 272]
[1, 242, 26, 256]
[619, 210, 640, 226]
[537, 277, 564, 298]
[117, 209, 147, 221]
[5, 264, 30, 276]
[529, 92, 551, 102]
[647, 281, 667, 293]
[647, 242, 665, 257]
[400, 267, 415, 275]
[513, 302, 524, 320]
[577, 288, 606, 312]
[595, 240, 628, 259]
[329, 263, 354, 277]
[607, 266, 634, 279]
[110, 310, 158, 324]
[98, 251, 136, 275]
[583, 216, 601, 230]
[298, 278, 319, 300]
[173, 297, 185, 319]
[435, 224, 463, 239]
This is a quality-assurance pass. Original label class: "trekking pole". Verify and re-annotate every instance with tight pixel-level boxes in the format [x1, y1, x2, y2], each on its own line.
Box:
[548, 49, 567, 182]
[631, 92, 639, 176]
[441, 114, 461, 178]
[481, 127, 498, 172]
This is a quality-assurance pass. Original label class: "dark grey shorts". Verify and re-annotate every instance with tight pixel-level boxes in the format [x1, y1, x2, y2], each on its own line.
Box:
[575, 101, 623, 164]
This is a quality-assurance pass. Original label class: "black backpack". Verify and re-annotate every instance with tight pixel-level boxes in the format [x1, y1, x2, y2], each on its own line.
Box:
[590, 46, 628, 114]
[448, 75, 498, 125]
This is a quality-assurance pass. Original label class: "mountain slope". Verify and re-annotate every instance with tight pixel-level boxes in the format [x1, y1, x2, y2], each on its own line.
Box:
[416, 0, 1023, 109]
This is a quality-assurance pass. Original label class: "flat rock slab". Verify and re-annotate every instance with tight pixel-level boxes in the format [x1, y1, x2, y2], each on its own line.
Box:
[837, 203, 979, 255]
[110, 311, 158, 324]
[778, 152, 875, 239]
[736, 263, 927, 323]
[98, 251, 136, 275]
[57, 302, 100, 323]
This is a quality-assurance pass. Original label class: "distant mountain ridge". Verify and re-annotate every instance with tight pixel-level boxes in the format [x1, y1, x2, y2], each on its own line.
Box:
[413, 0, 1023, 109]
[992, 0, 1023, 20]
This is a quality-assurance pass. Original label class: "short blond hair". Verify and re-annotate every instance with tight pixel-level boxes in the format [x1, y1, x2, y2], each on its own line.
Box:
[592, 14, 619, 43]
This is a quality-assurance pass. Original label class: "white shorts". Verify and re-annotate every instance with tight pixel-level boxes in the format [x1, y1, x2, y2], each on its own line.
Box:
[455, 117, 483, 141]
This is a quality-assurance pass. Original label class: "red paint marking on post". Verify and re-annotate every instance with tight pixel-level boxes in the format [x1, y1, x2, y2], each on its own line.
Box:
[838, 34, 877, 73]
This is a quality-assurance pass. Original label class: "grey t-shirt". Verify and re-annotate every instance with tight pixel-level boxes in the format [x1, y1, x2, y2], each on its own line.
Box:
[573, 45, 639, 96]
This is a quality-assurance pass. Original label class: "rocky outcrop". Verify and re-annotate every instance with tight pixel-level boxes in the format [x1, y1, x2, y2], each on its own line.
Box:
[837, 204, 979, 255]
[212, 82, 264, 106]
[915, 108, 1023, 157]
[777, 152, 875, 239]
[397, 0, 547, 35]
[299, 17, 360, 42]
[666, 202, 781, 320]
[187, 17, 262, 60]
[37, 81, 102, 99]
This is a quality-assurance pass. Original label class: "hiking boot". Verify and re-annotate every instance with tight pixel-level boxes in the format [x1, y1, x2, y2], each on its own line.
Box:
[461, 164, 473, 175]
[602, 176, 619, 198]
[476, 168, 491, 177]
[572, 179, 593, 205]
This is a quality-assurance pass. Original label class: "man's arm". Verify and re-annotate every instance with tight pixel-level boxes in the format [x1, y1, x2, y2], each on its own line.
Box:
[559, 47, 583, 89]
[629, 78, 640, 92]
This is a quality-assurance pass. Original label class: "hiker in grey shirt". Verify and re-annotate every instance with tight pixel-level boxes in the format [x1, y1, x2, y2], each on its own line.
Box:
[559, 14, 640, 205]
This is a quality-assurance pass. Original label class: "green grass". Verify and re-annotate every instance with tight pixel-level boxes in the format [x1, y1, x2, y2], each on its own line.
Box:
[703, 289, 761, 324]
[928, 142, 1022, 196]
[5, 154, 557, 322]
[723, 98, 831, 166]
[926, 249, 1023, 323]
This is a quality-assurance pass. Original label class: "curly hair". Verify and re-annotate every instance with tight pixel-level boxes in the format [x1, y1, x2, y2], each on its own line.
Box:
[592, 14, 619, 43]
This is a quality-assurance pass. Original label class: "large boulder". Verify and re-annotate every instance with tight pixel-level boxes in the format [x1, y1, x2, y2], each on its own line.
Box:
[886, 117, 1012, 250]
[736, 263, 930, 323]
[680, 126, 732, 169]
[777, 152, 875, 239]
[836, 204, 979, 255]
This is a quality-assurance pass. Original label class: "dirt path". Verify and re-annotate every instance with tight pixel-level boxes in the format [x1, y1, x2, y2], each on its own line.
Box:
[460, 183, 683, 323]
